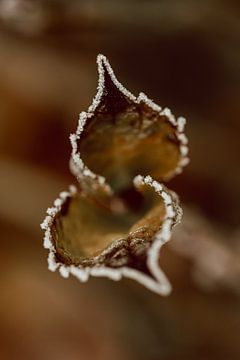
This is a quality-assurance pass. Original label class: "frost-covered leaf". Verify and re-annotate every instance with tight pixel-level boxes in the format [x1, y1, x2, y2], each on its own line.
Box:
[41, 54, 189, 295]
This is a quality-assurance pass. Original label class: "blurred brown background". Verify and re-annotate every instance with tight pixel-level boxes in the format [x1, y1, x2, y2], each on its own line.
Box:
[0, 1, 240, 359]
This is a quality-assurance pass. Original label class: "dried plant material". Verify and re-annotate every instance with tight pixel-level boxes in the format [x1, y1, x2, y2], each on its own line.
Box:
[41, 54, 189, 295]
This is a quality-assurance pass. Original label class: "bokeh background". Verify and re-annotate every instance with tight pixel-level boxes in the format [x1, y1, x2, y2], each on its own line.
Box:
[0, 1, 240, 359]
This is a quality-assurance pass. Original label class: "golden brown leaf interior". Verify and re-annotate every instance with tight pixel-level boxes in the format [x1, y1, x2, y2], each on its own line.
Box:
[80, 105, 180, 192]
[52, 185, 166, 268]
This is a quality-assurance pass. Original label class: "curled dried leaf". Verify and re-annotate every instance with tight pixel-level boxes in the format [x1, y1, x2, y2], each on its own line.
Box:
[41, 55, 188, 295]
[70, 55, 189, 196]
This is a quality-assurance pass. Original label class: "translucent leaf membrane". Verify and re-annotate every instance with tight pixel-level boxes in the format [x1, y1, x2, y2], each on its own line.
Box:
[79, 102, 180, 193]
[52, 181, 166, 269]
